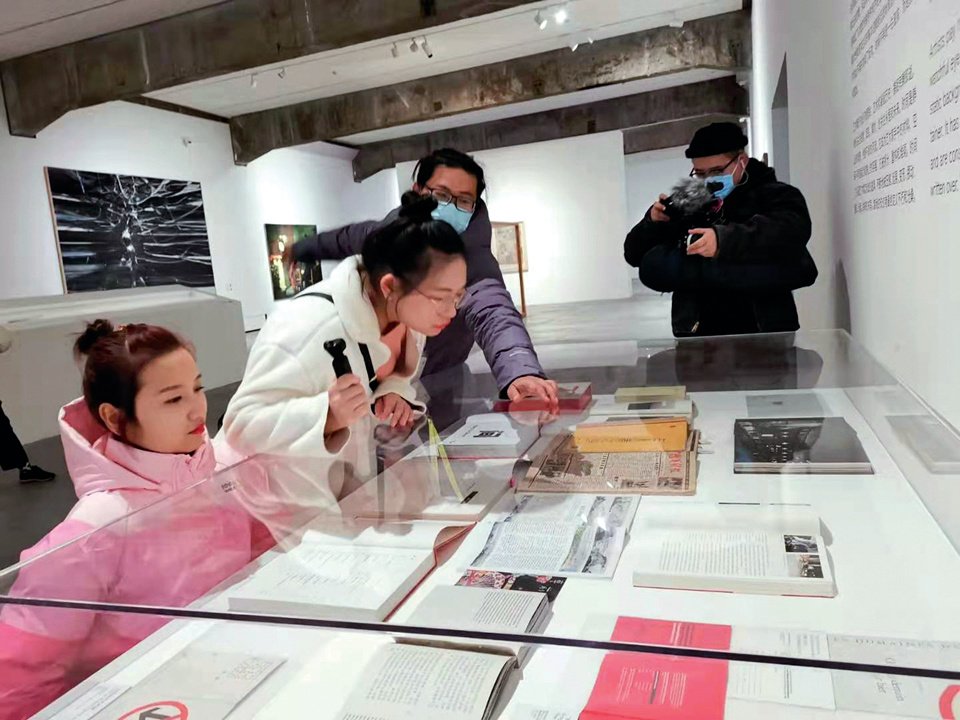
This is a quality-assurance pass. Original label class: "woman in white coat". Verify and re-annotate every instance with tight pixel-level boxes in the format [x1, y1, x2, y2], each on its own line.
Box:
[223, 193, 467, 464]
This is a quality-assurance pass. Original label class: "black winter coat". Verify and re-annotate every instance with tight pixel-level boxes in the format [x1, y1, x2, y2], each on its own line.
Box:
[624, 160, 818, 337]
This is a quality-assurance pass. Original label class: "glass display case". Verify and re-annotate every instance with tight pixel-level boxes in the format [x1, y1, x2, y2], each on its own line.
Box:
[2, 330, 960, 719]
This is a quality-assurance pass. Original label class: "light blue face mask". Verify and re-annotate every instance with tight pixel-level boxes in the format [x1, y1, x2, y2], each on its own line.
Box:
[431, 201, 472, 235]
[708, 174, 737, 200]
[706, 158, 744, 200]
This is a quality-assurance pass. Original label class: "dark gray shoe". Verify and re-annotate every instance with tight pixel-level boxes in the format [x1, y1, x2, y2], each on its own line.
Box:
[19, 464, 56, 483]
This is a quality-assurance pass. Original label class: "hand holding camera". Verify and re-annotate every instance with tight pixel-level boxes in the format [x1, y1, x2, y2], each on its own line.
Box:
[652, 177, 722, 254]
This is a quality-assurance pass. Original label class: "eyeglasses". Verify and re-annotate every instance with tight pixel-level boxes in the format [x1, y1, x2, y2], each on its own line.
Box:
[414, 287, 466, 311]
[689, 155, 741, 179]
[425, 185, 477, 213]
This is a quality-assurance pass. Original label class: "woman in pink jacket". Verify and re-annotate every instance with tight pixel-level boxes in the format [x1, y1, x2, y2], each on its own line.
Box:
[0, 320, 262, 720]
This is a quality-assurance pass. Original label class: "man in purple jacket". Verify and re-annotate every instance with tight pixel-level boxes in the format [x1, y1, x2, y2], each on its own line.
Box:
[290, 148, 558, 406]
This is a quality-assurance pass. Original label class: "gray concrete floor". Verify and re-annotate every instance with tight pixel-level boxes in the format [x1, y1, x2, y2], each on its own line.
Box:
[0, 291, 670, 568]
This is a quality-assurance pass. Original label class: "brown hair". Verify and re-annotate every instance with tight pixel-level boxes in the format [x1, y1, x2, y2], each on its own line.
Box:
[75, 319, 193, 430]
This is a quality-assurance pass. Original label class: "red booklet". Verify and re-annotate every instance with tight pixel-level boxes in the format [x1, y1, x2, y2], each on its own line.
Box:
[580, 618, 731, 720]
[494, 382, 593, 413]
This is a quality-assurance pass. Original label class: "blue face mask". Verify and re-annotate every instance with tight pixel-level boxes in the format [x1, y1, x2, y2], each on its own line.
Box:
[431, 201, 472, 235]
[707, 174, 737, 200]
[706, 158, 744, 200]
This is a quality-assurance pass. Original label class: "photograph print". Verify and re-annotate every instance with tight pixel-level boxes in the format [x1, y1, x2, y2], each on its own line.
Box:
[46, 167, 215, 293]
[783, 535, 819, 553]
[786, 553, 825, 579]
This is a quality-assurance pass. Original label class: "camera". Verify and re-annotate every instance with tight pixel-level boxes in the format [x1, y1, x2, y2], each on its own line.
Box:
[661, 177, 722, 251]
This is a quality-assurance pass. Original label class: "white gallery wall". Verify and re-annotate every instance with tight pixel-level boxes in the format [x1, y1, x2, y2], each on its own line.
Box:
[624, 146, 692, 296]
[0, 93, 396, 331]
[752, 0, 960, 428]
[624, 146, 691, 229]
[396, 131, 633, 308]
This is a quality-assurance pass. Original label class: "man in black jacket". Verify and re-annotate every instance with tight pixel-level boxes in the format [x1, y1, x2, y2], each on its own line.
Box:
[624, 123, 817, 337]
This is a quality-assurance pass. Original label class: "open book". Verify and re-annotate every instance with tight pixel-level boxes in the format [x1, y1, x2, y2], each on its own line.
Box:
[228, 520, 471, 621]
[631, 504, 836, 597]
[404, 585, 550, 663]
[518, 431, 697, 495]
[334, 642, 517, 720]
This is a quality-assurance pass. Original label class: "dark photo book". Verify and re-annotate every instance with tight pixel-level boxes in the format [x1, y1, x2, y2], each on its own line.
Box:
[734, 417, 874, 475]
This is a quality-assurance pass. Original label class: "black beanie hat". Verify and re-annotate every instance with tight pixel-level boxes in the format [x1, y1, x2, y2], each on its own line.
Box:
[685, 122, 749, 159]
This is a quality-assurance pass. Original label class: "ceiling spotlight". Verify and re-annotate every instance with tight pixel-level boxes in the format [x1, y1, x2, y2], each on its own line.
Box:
[390, 42, 400, 58]
[668, 18, 684, 28]
[249, 73, 257, 88]
[570, 41, 579, 52]
[277, 66, 286, 79]
[410, 38, 419, 53]
[419, 36, 433, 58]
[554, 6, 569, 24]
[534, 10, 547, 29]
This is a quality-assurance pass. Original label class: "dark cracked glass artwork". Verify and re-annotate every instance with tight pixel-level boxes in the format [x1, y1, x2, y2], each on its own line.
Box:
[46, 167, 215, 293]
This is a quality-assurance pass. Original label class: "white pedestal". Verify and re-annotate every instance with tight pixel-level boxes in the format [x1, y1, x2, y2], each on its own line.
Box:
[0, 286, 248, 444]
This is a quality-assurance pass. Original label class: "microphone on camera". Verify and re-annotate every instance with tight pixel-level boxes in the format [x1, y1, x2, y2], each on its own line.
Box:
[661, 177, 718, 219]
[660, 177, 723, 250]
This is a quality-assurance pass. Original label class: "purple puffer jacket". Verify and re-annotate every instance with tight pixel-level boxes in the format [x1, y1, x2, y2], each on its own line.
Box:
[294, 200, 545, 394]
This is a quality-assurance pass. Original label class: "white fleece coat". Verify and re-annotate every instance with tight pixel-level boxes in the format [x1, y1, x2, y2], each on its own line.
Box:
[223, 256, 425, 460]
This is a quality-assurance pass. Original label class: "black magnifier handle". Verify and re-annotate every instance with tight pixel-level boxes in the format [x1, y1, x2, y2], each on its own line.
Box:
[323, 339, 353, 378]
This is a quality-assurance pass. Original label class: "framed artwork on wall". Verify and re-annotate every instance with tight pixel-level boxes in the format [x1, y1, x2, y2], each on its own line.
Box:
[45, 167, 215, 293]
[491, 221, 528, 317]
[491, 221, 529, 273]
[265, 224, 321, 300]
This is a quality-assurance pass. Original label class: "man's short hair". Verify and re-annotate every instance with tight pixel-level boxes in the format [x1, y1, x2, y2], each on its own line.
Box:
[685, 122, 749, 159]
[412, 148, 486, 198]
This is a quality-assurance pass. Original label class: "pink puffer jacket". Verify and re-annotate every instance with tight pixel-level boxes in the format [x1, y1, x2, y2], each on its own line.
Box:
[0, 399, 259, 720]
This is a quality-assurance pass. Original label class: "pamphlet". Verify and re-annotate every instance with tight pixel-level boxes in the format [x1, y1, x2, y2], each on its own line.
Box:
[469, 494, 639, 578]
[457, 569, 566, 602]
